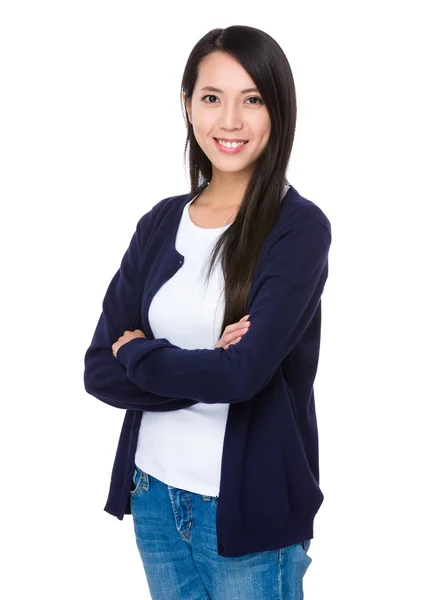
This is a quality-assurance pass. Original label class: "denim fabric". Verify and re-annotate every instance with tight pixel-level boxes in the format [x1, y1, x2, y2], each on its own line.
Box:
[130, 464, 312, 599]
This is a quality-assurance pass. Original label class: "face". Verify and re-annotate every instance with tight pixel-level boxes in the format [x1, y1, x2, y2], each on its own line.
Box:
[184, 52, 271, 178]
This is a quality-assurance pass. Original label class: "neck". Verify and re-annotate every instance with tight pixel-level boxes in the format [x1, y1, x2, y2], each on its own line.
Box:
[203, 171, 251, 209]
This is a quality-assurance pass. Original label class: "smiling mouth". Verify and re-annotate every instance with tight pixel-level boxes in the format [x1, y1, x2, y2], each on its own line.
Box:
[213, 138, 249, 143]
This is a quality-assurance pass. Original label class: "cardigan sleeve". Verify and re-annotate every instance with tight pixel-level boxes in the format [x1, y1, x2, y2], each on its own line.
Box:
[83, 207, 199, 412]
[115, 218, 331, 404]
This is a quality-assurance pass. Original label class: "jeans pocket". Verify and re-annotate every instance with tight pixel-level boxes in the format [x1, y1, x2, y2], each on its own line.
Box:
[130, 466, 143, 497]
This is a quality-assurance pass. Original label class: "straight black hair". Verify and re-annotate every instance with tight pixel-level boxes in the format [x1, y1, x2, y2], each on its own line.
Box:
[180, 25, 297, 341]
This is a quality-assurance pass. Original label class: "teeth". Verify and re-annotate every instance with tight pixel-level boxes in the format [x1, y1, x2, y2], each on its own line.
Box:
[217, 139, 246, 148]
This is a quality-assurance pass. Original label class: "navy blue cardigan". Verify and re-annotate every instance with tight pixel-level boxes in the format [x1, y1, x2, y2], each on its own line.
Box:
[83, 184, 332, 558]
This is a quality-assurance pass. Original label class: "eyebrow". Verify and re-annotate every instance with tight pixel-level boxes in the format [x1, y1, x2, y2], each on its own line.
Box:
[200, 86, 259, 94]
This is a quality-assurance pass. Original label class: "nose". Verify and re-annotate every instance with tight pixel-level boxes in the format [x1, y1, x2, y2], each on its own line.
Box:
[219, 101, 243, 131]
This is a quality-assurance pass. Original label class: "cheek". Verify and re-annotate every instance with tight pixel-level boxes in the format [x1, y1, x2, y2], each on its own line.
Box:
[258, 127, 271, 148]
[198, 118, 216, 138]
[193, 125, 210, 151]
[192, 122, 209, 146]
[258, 117, 271, 140]
[256, 110, 271, 134]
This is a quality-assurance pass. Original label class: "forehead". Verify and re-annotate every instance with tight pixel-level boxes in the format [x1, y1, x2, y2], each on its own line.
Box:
[196, 52, 257, 90]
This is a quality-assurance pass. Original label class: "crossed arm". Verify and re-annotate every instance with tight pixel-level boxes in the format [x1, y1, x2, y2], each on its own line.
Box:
[84, 213, 331, 409]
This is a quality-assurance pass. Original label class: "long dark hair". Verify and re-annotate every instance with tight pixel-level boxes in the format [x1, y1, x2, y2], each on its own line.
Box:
[180, 25, 297, 340]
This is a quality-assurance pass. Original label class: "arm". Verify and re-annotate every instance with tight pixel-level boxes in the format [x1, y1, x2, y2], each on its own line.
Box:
[115, 218, 332, 404]
[83, 205, 199, 412]
[84, 313, 198, 412]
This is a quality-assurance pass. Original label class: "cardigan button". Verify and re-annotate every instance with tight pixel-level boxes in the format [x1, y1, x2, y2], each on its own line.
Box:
[218, 544, 224, 553]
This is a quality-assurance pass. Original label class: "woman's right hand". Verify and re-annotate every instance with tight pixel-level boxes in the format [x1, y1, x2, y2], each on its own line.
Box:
[215, 315, 251, 350]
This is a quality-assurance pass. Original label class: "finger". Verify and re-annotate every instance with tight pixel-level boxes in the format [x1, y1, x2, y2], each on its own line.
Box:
[226, 322, 250, 337]
[225, 318, 249, 334]
[226, 336, 241, 348]
[237, 319, 250, 330]
[226, 327, 248, 343]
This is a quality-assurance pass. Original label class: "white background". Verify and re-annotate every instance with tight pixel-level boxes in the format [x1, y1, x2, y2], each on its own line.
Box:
[1, 1, 430, 598]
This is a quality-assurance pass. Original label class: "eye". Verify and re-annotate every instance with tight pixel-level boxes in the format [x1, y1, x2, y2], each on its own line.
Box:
[245, 96, 263, 105]
[201, 94, 219, 103]
[201, 95, 264, 105]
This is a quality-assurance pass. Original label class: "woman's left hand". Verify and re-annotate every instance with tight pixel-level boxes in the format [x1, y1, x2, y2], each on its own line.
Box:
[112, 329, 146, 358]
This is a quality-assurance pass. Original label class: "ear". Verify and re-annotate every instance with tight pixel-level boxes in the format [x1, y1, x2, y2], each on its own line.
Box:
[183, 93, 192, 124]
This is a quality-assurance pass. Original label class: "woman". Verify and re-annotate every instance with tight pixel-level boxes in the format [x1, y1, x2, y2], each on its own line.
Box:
[84, 25, 332, 600]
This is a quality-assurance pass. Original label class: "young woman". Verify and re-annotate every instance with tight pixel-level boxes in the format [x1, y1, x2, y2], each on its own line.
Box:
[84, 24, 332, 600]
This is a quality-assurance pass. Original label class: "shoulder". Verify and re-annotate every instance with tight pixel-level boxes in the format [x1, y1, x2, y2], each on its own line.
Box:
[262, 186, 332, 264]
[135, 192, 190, 235]
[282, 185, 332, 239]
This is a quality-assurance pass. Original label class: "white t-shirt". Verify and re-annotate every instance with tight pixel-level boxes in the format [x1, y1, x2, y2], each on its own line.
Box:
[134, 182, 290, 496]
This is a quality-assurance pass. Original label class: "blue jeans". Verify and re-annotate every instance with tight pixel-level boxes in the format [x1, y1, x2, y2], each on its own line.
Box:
[130, 464, 312, 600]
